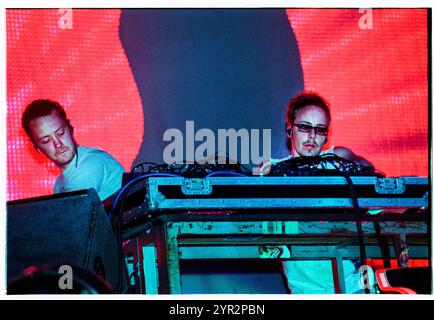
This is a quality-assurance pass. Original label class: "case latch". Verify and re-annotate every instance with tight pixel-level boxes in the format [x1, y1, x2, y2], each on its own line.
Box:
[181, 178, 212, 195]
[374, 178, 405, 194]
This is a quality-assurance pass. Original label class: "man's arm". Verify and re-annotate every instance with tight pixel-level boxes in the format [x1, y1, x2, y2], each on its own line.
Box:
[334, 146, 375, 169]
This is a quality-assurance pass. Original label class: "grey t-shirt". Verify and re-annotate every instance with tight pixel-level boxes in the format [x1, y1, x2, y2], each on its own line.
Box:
[54, 145, 125, 201]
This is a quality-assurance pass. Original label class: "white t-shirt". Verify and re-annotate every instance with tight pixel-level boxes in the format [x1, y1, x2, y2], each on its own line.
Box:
[54, 145, 125, 201]
[259, 147, 372, 293]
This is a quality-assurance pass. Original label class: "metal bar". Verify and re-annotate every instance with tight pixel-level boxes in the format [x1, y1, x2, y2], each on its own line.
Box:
[142, 243, 159, 294]
[290, 245, 428, 259]
[154, 198, 427, 210]
[177, 245, 428, 260]
[167, 221, 427, 236]
[134, 237, 145, 294]
[153, 223, 170, 294]
[165, 222, 182, 294]
[146, 176, 428, 186]
[334, 255, 346, 293]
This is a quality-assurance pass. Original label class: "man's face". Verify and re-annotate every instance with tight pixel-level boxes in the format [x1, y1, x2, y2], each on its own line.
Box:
[289, 105, 330, 157]
[28, 111, 77, 169]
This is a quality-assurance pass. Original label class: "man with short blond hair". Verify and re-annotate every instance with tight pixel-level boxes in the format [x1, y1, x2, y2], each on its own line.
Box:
[22, 99, 125, 205]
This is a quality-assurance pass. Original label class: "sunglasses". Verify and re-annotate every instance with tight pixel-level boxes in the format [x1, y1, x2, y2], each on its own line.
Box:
[291, 123, 329, 136]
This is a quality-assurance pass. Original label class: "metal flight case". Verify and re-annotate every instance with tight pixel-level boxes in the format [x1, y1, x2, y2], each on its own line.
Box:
[120, 176, 430, 294]
[128, 176, 428, 214]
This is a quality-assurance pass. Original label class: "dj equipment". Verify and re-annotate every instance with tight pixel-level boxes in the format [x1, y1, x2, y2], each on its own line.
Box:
[7, 189, 128, 293]
[267, 154, 382, 177]
[8, 162, 428, 294]
[120, 176, 428, 224]
[119, 175, 429, 294]
[131, 160, 251, 178]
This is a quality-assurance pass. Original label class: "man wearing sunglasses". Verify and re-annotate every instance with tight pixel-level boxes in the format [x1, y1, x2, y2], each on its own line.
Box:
[285, 91, 373, 166]
[276, 91, 375, 294]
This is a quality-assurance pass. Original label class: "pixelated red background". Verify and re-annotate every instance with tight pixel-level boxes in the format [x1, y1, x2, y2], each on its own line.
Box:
[6, 8, 428, 201]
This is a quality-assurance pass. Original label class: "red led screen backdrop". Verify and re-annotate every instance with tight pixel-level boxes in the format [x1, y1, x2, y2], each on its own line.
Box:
[7, 9, 143, 201]
[6, 9, 429, 201]
[286, 9, 428, 177]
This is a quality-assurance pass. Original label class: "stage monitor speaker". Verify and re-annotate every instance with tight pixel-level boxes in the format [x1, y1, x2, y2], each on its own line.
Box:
[7, 188, 127, 293]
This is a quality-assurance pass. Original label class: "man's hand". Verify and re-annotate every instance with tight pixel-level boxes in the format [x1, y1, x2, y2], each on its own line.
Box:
[334, 146, 375, 169]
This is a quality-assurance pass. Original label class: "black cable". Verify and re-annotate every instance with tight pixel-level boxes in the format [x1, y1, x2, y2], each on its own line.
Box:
[328, 161, 369, 294]
[270, 155, 373, 293]
[114, 157, 253, 292]
[132, 155, 252, 178]
[342, 173, 367, 263]
[110, 173, 181, 293]
[268, 154, 384, 177]
[373, 220, 391, 268]
[131, 162, 159, 173]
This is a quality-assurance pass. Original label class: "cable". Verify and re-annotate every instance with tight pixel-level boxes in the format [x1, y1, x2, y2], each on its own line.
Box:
[205, 171, 248, 177]
[266, 154, 374, 293]
[373, 220, 391, 268]
[110, 172, 180, 220]
[112, 158, 252, 292]
[131, 162, 160, 173]
[109, 172, 180, 293]
[329, 161, 370, 294]
[131, 155, 252, 178]
[268, 154, 384, 177]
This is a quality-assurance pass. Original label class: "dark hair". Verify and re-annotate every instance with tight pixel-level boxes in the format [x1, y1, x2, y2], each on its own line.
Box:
[285, 91, 331, 128]
[22, 99, 69, 144]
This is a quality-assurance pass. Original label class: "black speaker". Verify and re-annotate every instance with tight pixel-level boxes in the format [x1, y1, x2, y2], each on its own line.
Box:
[7, 189, 128, 293]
